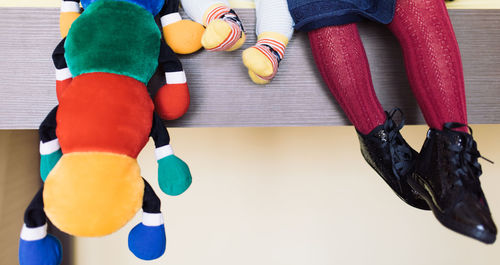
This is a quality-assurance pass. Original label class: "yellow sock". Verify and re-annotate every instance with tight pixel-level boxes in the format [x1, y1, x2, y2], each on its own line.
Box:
[242, 32, 289, 84]
[201, 4, 245, 51]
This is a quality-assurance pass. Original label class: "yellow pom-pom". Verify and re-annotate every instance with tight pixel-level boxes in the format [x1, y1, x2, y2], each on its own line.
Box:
[163, 20, 204, 55]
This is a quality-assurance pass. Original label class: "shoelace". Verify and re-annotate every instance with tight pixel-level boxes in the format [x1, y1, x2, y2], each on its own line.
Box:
[383, 108, 415, 179]
[443, 122, 493, 195]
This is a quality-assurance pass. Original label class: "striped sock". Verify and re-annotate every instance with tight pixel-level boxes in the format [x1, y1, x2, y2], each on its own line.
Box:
[201, 5, 245, 51]
[242, 33, 288, 84]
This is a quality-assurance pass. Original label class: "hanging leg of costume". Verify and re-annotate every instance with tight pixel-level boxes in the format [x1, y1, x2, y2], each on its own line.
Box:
[19, 186, 63, 265]
[128, 179, 166, 260]
[39, 106, 62, 182]
[387, 0, 468, 132]
[308, 24, 386, 134]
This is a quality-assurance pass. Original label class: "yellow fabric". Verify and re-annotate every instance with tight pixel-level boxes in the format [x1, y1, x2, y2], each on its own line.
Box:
[59, 12, 80, 38]
[163, 20, 204, 54]
[202, 3, 226, 26]
[243, 32, 289, 84]
[248, 69, 269, 85]
[44, 152, 144, 237]
[201, 19, 246, 51]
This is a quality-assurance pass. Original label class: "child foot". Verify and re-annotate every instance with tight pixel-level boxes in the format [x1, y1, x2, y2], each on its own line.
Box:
[242, 33, 288, 84]
[201, 5, 245, 51]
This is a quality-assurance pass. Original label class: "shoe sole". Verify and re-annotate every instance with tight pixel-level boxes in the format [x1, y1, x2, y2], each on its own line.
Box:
[363, 159, 430, 211]
[408, 173, 496, 244]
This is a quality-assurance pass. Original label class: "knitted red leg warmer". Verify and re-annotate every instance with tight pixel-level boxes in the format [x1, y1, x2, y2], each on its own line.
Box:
[308, 24, 386, 134]
[387, 0, 468, 132]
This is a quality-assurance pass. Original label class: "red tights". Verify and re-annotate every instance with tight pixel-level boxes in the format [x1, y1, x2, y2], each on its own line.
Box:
[309, 0, 468, 134]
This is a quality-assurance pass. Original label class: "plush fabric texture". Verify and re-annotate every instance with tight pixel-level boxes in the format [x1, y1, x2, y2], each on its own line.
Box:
[57, 73, 153, 158]
[40, 150, 62, 182]
[65, 0, 161, 84]
[44, 152, 144, 237]
[163, 20, 205, 54]
[288, 0, 396, 31]
[59, 12, 80, 38]
[81, 0, 164, 16]
[154, 83, 190, 120]
[19, 235, 62, 265]
[308, 24, 386, 134]
[387, 0, 468, 132]
[158, 155, 192, 196]
[128, 223, 166, 260]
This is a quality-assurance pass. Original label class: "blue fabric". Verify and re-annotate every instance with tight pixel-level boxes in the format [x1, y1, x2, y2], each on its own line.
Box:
[19, 235, 62, 265]
[81, 0, 164, 16]
[128, 223, 166, 260]
[287, 0, 397, 31]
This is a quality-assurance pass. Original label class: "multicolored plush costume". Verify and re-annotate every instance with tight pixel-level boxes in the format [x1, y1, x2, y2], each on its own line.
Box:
[289, 0, 497, 243]
[19, 0, 195, 264]
[173, 0, 294, 84]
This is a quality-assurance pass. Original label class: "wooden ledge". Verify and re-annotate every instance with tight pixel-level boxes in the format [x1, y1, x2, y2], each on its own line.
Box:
[0, 8, 499, 129]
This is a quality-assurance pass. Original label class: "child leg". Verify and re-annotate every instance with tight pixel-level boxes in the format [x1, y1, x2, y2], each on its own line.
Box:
[308, 24, 385, 133]
[242, 0, 294, 84]
[181, 0, 245, 51]
[308, 24, 428, 210]
[387, 0, 468, 132]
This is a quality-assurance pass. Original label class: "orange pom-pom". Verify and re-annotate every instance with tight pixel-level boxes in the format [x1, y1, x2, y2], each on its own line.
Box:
[154, 83, 190, 120]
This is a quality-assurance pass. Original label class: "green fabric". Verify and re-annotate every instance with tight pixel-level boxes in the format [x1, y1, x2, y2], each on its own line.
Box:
[65, 0, 161, 84]
[40, 149, 63, 182]
[157, 155, 192, 196]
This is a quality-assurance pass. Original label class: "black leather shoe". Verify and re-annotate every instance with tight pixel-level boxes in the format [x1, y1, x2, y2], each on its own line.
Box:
[408, 123, 497, 244]
[358, 108, 430, 210]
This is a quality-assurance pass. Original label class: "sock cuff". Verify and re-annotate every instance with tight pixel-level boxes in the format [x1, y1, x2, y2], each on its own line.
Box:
[204, 5, 231, 26]
[256, 38, 286, 59]
[20, 224, 47, 241]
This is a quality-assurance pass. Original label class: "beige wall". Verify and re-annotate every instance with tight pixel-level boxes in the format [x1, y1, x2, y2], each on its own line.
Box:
[73, 125, 500, 265]
[1, 126, 499, 264]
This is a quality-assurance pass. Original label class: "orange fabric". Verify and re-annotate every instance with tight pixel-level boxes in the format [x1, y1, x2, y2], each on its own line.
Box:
[44, 152, 144, 237]
[154, 83, 190, 120]
[163, 20, 204, 55]
[56, 79, 72, 102]
[57, 73, 154, 158]
[60, 12, 80, 38]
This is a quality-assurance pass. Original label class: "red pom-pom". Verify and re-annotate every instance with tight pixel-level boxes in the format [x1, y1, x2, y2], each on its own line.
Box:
[154, 83, 190, 120]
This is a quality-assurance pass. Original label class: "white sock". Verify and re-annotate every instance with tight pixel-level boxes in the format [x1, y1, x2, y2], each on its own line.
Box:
[180, 0, 230, 24]
[255, 0, 294, 39]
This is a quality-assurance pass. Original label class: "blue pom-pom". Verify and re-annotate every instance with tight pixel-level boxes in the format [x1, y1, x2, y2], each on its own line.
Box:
[19, 235, 62, 265]
[128, 223, 166, 260]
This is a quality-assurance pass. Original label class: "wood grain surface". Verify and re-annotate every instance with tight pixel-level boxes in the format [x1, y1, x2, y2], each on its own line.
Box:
[0, 8, 499, 129]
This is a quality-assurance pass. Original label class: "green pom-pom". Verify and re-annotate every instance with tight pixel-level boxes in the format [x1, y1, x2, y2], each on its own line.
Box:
[40, 149, 62, 181]
[157, 155, 192, 196]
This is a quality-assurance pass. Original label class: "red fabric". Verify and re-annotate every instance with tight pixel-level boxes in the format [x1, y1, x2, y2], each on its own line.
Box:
[57, 73, 154, 158]
[56, 79, 72, 102]
[387, 0, 468, 132]
[154, 83, 190, 120]
[309, 24, 386, 134]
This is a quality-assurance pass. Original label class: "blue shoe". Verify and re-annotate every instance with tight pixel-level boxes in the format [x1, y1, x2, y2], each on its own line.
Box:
[19, 234, 62, 265]
[128, 214, 166, 260]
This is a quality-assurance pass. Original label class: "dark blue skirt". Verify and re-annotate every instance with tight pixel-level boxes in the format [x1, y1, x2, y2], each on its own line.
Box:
[287, 0, 397, 31]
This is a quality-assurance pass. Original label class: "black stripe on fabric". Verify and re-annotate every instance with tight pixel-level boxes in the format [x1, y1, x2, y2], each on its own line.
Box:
[39, 106, 58, 143]
[24, 186, 47, 228]
[142, 179, 161, 213]
[150, 112, 171, 148]
[52, 38, 67, 70]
